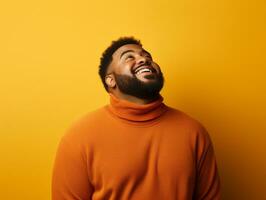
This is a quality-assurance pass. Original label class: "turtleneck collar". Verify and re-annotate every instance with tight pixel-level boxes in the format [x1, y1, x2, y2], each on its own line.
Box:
[106, 93, 168, 122]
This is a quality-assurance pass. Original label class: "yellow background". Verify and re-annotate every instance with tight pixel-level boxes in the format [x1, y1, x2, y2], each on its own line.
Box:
[0, 0, 265, 199]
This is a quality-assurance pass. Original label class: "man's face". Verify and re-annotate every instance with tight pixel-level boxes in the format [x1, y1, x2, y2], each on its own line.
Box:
[107, 44, 164, 99]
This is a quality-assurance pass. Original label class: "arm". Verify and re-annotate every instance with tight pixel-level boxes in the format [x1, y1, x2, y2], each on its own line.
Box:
[52, 137, 94, 200]
[193, 127, 221, 200]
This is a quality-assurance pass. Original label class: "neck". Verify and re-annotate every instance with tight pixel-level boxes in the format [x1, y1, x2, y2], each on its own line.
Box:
[110, 91, 160, 105]
[107, 92, 168, 122]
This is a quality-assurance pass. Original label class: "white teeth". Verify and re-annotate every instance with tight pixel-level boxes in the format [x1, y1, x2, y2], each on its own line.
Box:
[136, 68, 152, 74]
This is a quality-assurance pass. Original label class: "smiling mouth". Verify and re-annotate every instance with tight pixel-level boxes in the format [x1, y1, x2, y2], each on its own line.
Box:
[136, 68, 153, 75]
[134, 65, 155, 75]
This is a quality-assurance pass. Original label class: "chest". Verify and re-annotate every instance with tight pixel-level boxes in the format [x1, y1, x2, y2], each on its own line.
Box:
[90, 126, 196, 189]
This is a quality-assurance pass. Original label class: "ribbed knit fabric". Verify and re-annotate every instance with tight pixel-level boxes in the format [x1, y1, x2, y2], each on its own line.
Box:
[107, 93, 168, 122]
[52, 94, 221, 200]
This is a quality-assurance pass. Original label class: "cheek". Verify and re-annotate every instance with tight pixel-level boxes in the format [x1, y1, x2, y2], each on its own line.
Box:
[116, 63, 135, 75]
[152, 62, 161, 72]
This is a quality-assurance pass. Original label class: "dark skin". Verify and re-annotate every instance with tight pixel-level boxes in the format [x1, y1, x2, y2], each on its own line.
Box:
[105, 44, 162, 105]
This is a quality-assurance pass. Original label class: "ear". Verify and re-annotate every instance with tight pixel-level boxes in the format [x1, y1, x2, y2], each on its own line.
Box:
[105, 74, 116, 89]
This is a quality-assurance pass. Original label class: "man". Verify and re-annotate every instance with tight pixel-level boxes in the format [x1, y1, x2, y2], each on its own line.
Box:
[52, 37, 221, 200]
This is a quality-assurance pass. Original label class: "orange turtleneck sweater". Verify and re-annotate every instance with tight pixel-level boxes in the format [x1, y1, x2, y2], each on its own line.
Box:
[52, 94, 221, 200]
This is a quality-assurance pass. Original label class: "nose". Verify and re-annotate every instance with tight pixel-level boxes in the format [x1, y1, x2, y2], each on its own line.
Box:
[136, 55, 150, 65]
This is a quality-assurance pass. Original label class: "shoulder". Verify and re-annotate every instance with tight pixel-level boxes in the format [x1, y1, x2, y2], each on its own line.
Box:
[164, 106, 203, 128]
[164, 105, 212, 144]
[60, 105, 109, 143]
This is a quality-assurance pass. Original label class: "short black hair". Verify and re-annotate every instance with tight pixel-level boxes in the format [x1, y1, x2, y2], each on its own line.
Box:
[99, 36, 142, 92]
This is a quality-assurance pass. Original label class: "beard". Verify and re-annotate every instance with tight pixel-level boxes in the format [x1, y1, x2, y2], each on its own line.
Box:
[113, 71, 164, 99]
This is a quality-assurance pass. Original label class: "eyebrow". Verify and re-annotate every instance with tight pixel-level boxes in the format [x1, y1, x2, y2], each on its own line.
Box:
[120, 50, 134, 59]
[119, 49, 152, 59]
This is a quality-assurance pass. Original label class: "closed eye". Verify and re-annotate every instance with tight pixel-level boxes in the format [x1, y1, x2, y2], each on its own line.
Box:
[125, 55, 134, 60]
[146, 55, 152, 59]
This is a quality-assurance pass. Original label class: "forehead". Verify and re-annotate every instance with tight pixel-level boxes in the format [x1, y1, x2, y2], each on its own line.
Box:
[112, 44, 147, 58]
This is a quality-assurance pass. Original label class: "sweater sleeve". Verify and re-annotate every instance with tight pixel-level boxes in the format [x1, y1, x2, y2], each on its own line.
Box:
[193, 126, 221, 200]
[51, 136, 94, 200]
